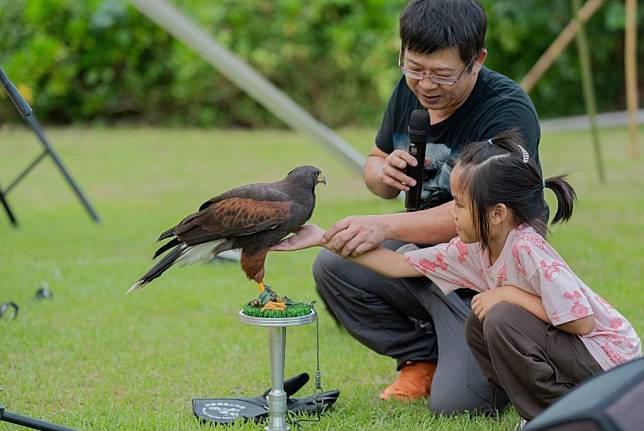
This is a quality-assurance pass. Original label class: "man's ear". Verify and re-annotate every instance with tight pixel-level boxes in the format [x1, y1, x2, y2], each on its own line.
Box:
[473, 49, 487, 73]
[488, 203, 507, 226]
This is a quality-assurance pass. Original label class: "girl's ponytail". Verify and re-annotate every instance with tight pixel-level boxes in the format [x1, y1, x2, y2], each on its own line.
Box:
[545, 175, 577, 224]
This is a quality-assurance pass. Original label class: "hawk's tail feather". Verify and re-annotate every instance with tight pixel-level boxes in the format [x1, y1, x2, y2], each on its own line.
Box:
[176, 239, 228, 265]
[157, 227, 175, 241]
[153, 237, 181, 259]
[127, 244, 185, 294]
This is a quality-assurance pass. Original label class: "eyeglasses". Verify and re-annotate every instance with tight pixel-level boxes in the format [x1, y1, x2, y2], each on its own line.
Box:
[398, 50, 474, 86]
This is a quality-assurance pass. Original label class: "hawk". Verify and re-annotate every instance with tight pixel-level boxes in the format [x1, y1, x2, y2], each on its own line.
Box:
[128, 166, 325, 303]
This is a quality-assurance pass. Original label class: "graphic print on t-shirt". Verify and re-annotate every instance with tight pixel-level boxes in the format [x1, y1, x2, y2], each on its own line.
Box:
[393, 132, 455, 209]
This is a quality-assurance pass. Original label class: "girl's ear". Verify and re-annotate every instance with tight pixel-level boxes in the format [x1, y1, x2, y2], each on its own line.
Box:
[488, 203, 508, 226]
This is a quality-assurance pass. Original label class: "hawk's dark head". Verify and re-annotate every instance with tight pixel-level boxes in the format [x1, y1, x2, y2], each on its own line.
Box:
[286, 165, 326, 190]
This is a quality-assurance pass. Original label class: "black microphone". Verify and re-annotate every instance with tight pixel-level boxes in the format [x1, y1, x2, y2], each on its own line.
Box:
[405, 109, 430, 211]
[0, 67, 32, 118]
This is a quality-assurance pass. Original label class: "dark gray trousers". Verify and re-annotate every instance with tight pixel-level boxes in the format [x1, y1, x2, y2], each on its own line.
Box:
[312, 242, 509, 415]
[464, 302, 604, 420]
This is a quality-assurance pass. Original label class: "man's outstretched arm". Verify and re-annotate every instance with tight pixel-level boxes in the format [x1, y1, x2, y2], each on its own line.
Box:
[322, 201, 457, 257]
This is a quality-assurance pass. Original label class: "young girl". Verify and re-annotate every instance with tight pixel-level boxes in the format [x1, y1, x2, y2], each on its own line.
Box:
[273, 129, 641, 420]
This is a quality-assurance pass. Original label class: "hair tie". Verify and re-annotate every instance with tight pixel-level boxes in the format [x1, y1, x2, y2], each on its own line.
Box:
[487, 138, 493, 146]
[542, 178, 546, 189]
[518, 144, 529, 163]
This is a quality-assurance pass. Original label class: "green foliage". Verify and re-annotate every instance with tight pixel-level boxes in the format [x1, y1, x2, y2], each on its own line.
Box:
[0, 0, 175, 124]
[481, 0, 644, 118]
[0, 0, 642, 127]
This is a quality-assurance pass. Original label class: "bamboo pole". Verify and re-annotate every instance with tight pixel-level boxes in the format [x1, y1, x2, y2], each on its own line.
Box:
[521, 0, 605, 93]
[625, 0, 639, 157]
[572, 0, 605, 183]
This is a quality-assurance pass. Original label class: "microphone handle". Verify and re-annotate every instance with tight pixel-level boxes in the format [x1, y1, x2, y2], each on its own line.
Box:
[404, 141, 427, 211]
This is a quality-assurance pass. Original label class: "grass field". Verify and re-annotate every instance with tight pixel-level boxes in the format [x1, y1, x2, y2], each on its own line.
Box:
[1, 125, 642, 430]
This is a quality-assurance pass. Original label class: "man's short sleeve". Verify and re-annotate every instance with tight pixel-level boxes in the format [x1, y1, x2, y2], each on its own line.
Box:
[482, 100, 541, 161]
[375, 77, 408, 154]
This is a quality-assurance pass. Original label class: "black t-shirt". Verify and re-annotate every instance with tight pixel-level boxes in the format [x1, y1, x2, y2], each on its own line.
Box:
[375, 67, 541, 210]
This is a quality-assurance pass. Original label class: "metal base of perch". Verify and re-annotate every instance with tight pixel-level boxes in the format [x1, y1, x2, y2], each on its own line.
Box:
[239, 310, 317, 431]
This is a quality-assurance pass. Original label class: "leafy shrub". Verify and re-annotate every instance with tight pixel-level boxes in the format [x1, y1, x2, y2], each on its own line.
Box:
[0, 0, 641, 127]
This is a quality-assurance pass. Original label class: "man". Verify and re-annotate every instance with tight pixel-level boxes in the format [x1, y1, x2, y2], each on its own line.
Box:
[313, 0, 541, 415]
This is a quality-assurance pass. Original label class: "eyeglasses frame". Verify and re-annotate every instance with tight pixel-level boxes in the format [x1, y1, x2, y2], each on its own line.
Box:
[398, 48, 475, 86]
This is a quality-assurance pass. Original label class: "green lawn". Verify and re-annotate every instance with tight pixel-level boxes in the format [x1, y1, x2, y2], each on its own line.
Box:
[0, 125, 642, 430]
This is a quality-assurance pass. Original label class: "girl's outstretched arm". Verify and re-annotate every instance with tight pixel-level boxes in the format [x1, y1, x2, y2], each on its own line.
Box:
[271, 224, 327, 251]
[349, 246, 422, 278]
[272, 224, 422, 279]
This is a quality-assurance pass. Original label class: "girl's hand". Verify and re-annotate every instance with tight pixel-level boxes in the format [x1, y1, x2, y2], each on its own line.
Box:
[473, 285, 552, 324]
[270, 224, 325, 252]
[471, 288, 511, 320]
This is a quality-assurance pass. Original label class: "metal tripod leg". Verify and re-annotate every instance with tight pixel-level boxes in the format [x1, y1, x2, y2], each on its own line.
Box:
[25, 115, 100, 223]
[0, 183, 17, 225]
[0, 67, 100, 226]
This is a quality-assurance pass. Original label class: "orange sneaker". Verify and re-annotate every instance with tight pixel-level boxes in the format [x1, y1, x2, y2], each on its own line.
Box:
[379, 361, 436, 401]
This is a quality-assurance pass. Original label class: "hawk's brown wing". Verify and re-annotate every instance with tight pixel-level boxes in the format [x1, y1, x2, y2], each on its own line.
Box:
[174, 197, 291, 245]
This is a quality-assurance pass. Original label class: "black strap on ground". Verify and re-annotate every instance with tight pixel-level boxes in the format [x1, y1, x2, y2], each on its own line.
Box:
[0, 302, 19, 319]
[34, 287, 53, 300]
[0, 405, 77, 431]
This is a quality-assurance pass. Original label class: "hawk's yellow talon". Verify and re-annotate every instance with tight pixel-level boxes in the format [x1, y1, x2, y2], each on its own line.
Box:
[261, 301, 286, 312]
[258, 282, 265, 293]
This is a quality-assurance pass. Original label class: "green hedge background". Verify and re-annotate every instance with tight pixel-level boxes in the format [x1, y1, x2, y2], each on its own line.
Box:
[0, 0, 642, 127]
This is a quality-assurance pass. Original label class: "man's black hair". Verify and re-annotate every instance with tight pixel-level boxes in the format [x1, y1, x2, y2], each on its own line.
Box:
[400, 0, 487, 65]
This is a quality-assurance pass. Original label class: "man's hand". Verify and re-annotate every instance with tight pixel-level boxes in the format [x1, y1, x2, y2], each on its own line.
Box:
[471, 287, 511, 320]
[270, 224, 325, 252]
[322, 215, 387, 257]
[375, 149, 420, 192]
[364, 146, 432, 200]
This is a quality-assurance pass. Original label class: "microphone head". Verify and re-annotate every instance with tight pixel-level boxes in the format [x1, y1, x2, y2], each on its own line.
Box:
[408, 109, 430, 141]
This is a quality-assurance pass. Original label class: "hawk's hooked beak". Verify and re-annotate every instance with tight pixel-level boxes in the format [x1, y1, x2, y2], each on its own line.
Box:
[316, 173, 327, 185]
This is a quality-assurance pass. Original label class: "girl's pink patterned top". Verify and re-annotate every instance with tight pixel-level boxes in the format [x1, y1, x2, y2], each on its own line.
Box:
[405, 224, 641, 370]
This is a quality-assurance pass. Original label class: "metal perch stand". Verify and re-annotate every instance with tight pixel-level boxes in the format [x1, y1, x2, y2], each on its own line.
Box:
[239, 310, 317, 431]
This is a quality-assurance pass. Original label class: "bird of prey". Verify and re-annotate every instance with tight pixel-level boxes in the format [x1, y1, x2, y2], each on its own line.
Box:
[127, 165, 325, 306]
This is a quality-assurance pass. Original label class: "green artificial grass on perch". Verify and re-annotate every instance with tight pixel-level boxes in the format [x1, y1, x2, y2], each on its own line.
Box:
[242, 284, 315, 318]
